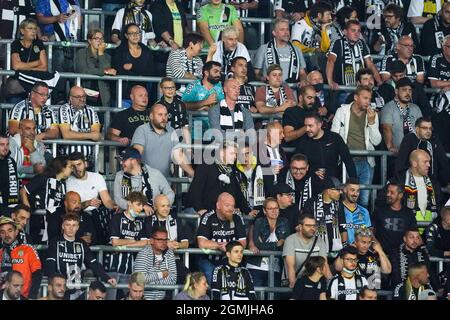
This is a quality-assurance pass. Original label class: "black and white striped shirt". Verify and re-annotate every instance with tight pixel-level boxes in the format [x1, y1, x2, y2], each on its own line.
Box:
[166, 49, 203, 79]
[58, 103, 100, 160]
[133, 246, 177, 300]
[9, 99, 57, 135]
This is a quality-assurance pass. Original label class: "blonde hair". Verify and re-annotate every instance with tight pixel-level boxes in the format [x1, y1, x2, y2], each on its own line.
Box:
[222, 25, 240, 39]
[183, 272, 206, 296]
[129, 272, 146, 287]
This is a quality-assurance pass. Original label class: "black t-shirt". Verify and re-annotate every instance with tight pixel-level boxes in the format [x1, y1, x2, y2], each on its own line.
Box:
[428, 53, 450, 82]
[110, 107, 150, 140]
[357, 249, 380, 280]
[237, 84, 256, 111]
[282, 106, 307, 130]
[373, 205, 417, 255]
[11, 39, 45, 63]
[291, 276, 327, 300]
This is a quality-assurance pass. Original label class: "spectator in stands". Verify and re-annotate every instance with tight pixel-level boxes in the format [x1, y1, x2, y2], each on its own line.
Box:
[47, 191, 97, 245]
[291, 256, 328, 300]
[9, 119, 46, 176]
[0, 0, 36, 41]
[166, 33, 213, 82]
[332, 85, 381, 207]
[196, 192, 247, 283]
[255, 64, 297, 115]
[0, 133, 19, 216]
[254, 18, 307, 84]
[230, 57, 257, 113]
[107, 191, 150, 300]
[326, 20, 381, 105]
[377, 60, 431, 117]
[303, 176, 347, 254]
[211, 241, 256, 300]
[86, 281, 107, 300]
[246, 197, 289, 287]
[399, 149, 441, 234]
[212, 26, 253, 80]
[380, 35, 425, 84]
[344, 68, 385, 112]
[424, 206, 450, 298]
[0, 216, 42, 299]
[380, 77, 422, 155]
[340, 178, 373, 243]
[189, 141, 250, 215]
[0, 271, 26, 300]
[67, 152, 117, 244]
[234, 143, 264, 216]
[408, 0, 442, 25]
[75, 28, 115, 108]
[197, 0, 244, 47]
[20, 156, 71, 244]
[420, 1, 450, 57]
[174, 272, 210, 300]
[11, 204, 33, 245]
[329, 5, 359, 42]
[274, 0, 315, 22]
[393, 262, 435, 300]
[108, 85, 150, 148]
[45, 213, 116, 300]
[283, 213, 330, 289]
[372, 4, 419, 56]
[373, 180, 417, 255]
[134, 227, 177, 300]
[396, 117, 450, 190]
[35, 0, 81, 102]
[295, 112, 357, 179]
[121, 272, 146, 300]
[208, 78, 255, 135]
[334, 228, 391, 290]
[7, 19, 48, 102]
[224, 0, 259, 50]
[327, 245, 368, 300]
[358, 286, 378, 300]
[390, 228, 433, 287]
[8, 81, 59, 140]
[111, 23, 154, 108]
[58, 85, 101, 166]
[306, 70, 336, 124]
[291, 1, 333, 70]
[113, 147, 174, 215]
[131, 103, 194, 178]
[111, 0, 157, 47]
[38, 273, 66, 300]
[277, 154, 320, 230]
[429, 35, 450, 91]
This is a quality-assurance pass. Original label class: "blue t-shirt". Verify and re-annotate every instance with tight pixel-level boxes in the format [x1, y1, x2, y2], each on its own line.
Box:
[343, 204, 372, 244]
[36, 0, 80, 36]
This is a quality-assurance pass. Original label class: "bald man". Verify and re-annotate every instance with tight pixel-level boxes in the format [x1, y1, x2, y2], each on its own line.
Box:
[132, 103, 194, 177]
[108, 85, 150, 147]
[196, 192, 247, 283]
[208, 78, 255, 136]
[58, 86, 101, 165]
[48, 191, 97, 244]
[402, 149, 441, 234]
[9, 119, 47, 175]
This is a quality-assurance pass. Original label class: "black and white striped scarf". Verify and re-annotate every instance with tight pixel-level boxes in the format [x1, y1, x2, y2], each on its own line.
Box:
[313, 193, 342, 252]
[121, 165, 154, 207]
[265, 85, 287, 108]
[0, 157, 19, 208]
[404, 169, 436, 213]
[150, 215, 178, 241]
[122, 2, 153, 35]
[395, 100, 414, 135]
[285, 171, 312, 211]
[49, 0, 78, 41]
[342, 38, 366, 86]
[266, 39, 300, 83]
[219, 100, 244, 131]
[45, 177, 66, 214]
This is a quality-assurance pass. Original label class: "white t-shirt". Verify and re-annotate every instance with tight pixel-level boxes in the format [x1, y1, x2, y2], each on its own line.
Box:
[414, 175, 428, 214]
[66, 172, 108, 211]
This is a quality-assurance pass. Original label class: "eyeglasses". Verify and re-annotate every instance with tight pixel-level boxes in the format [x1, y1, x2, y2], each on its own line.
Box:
[418, 126, 433, 131]
[127, 31, 142, 36]
[71, 95, 86, 99]
[344, 258, 359, 263]
[399, 43, 415, 49]
[153, 237, 169, 241]
[290, 167, 307, 172]
[32, 90, 50, 98]
[162, 86, 176, 90]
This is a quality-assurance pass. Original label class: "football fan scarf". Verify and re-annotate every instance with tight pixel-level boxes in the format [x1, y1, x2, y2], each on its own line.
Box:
[265, 85, 287, 108]
[404, 169, 436, 213]
[395, 99, 414, 135]
[121, 164, 154, 206]
[122, 1, 153, 35]
[285, 171, 312, 211]
[342, 38, 366, 86]
[0, 157, 19, 208]
[50, 0, 79, 41]
[236, 157, 265, 207]
[398, 243, 426, 282]
[219, 100, 243, 131]
[313, 193, 342, 252]
[266, 39, 300, 83]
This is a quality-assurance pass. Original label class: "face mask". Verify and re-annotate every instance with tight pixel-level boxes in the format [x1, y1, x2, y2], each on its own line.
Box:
[129, 208, 140, 218]
[343, 267, 357, 275]
[313, 83, 324, 92]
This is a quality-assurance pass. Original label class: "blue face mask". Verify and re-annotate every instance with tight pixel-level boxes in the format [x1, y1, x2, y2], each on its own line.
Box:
[313, 83, 324, 93]
[343, 267, 357, 275]
[129, 208, 140, 218]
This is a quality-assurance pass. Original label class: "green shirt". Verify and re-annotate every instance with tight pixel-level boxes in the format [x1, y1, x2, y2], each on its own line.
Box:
[197, 4, 239, 46]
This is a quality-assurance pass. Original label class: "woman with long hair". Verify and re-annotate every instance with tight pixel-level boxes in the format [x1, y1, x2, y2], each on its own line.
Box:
[174, 272, 210, 300]
[291, 256, 328, 300]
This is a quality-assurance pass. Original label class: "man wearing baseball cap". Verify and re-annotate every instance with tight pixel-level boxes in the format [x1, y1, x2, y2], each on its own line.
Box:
[113, 147, 175, 215]
[0, 216, 42, 299]
[302, 176, 348, 255]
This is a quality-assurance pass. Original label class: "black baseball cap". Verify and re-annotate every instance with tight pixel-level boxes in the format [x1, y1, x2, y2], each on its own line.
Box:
[273, 183, 294, 195]
[115, 147, 141, 161]
[395, 77, 413, 89]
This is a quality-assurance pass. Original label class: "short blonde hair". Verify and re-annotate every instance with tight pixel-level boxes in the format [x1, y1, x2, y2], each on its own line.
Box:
[222, 25, 239, 39]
